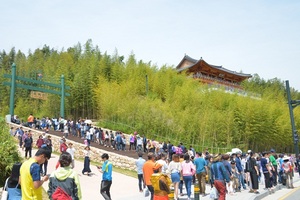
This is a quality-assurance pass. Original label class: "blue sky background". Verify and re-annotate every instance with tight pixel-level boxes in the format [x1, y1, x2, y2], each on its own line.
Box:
[2, 1, 300, 90]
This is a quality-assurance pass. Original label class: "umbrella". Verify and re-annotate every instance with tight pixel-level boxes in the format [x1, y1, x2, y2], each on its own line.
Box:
[84, 119, 92, 124]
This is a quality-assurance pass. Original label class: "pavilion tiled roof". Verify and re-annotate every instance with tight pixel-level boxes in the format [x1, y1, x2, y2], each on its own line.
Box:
[176, 55, 252, 78]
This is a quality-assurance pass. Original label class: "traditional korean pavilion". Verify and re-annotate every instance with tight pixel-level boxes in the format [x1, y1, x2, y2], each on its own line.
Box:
[176, 55, 252, 89]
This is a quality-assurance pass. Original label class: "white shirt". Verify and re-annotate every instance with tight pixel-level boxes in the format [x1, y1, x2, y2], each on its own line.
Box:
[156, 159, 168, 174]
[67, 147, 76, 160]
[168, 161, 182, 174]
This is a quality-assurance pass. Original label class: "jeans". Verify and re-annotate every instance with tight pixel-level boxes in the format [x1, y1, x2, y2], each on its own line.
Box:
[179, 180, 183, 194]
[100, 180, 112, 200]
[183, 175, 193, 198]
[136, 145, 142, 152]
[278, 171, 283, 183]
[147, 185, 154, 200]
[238, 173, 246, 189]
[138, 174, 144, 191]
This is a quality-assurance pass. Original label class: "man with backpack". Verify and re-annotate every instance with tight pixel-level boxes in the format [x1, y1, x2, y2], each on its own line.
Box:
[48, 152, 82, 200]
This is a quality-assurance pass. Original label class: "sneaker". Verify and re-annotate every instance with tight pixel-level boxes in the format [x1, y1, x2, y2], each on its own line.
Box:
[255, 191, 260, 194]
[249, 189, 254, 193]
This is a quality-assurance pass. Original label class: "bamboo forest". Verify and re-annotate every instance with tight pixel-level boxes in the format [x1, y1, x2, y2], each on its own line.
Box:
[1, 40, 300, 153]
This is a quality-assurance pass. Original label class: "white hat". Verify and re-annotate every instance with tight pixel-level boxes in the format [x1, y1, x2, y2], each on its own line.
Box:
[283, 156, 290, 161]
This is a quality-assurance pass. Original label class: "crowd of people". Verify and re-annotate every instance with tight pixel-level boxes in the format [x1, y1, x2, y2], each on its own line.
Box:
[136, 147, 300, 200]
[7, 123, 113, 200]
[6, 113, 300, 200]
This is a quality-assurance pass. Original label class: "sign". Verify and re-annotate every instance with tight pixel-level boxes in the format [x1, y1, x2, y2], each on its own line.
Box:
[30, 91, 48, 100]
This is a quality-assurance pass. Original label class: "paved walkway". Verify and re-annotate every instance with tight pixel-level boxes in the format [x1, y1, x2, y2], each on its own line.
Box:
[19, 148, 300, 200]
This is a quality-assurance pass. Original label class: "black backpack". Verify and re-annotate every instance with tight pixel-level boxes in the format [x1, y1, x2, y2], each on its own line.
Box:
[245, 158, 253, 172]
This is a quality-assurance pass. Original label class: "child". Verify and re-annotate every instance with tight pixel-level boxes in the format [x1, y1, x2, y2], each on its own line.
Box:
[84, 139, 88, 146]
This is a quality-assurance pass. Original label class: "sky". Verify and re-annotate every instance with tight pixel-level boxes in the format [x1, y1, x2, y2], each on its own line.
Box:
[2, 1, 300, 90]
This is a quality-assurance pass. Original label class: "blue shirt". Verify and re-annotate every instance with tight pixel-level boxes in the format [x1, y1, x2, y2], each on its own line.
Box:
[261, 157, 268, 173]
[235, 157, 243, 173]
[30, 163, 41, 181]
[136, 157, 146, 174]
[223, 160, 232, 176]
[210, 161, 230, 183]
[102, 160, 112, 181]
[194, 157, 207, 174]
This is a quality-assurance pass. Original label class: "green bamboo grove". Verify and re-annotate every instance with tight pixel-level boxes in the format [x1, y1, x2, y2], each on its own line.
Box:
[1, 40, 300, 153]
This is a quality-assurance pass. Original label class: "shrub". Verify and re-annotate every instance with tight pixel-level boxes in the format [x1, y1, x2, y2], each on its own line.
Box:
[0, 117, 22, 187]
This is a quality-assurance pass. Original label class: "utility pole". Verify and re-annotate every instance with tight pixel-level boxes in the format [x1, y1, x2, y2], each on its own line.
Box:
[286, 80, 300, 157]
[145, 74, 148, 96]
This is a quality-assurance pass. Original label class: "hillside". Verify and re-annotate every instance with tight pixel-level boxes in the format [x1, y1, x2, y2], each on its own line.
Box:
[1, 40, 300, 153]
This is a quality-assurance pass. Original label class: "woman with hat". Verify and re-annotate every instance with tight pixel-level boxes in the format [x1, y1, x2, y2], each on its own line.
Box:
[282, 156, 294, 189]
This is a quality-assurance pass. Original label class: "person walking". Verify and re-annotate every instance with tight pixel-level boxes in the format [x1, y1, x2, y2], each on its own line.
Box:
[143, 152, 161, 200]
[135, 152, 146, 192]
[24, 132, 33, 159]
[66, 142, 76, 169]
[20, 148, 51, 200]
[282, 156, 294, 189]
[168, 154, 181, 200]
[98, 153, 113, 200]
[150, 164, 171, 200]
[36, 135, 44, 148]
[210, 154, 231, 200]
[82, 146, 92, 175]
[47, 152, 82, 199]
[194, 152, 207, 197]
[156, 153, 168, 174]
[181, 154, 196, 200]
[16, 127, 24, 148]
[40, 135, 52, 176]
[56, 138, 68, 169]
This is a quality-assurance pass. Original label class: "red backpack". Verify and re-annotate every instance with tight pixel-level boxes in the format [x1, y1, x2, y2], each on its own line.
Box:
[52, 186, 72, 200]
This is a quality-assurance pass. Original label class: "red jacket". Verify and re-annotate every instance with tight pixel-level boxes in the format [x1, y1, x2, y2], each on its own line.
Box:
[60, 143, 68, 153]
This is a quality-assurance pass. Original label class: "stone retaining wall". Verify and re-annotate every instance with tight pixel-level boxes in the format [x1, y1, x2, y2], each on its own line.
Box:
[8, 123, 137, 171]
